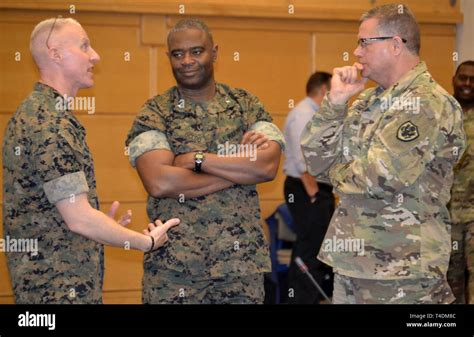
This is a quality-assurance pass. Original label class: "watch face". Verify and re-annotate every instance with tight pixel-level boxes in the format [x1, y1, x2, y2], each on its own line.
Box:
[195, 153, 205, 160]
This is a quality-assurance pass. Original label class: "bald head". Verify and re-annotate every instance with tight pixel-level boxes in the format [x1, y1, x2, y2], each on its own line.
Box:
[29, 17, 100, 97]
[30, 18, 82, 69]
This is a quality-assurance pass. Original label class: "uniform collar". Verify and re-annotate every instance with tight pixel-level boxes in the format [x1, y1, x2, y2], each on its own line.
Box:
[382, 61, 427, 97]
[34, 82, 72, 113]
[171, 83, 237, 114]
[34, 82, 63, 100]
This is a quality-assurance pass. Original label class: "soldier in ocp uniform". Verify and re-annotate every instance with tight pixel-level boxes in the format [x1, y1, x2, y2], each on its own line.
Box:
[448, 60, 474, 303]
[126, 19, 285, 304]
[2, 18, 178, 304]
[301, 4, 466, 303]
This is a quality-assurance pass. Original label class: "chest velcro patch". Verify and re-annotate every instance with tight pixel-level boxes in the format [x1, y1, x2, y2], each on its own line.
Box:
[396, 121, 419, 142]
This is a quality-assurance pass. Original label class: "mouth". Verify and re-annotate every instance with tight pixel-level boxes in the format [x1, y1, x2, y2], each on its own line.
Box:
[460, 88, 472, 95]
[87, 67, 94, 73]
[180, 69, 199, 76]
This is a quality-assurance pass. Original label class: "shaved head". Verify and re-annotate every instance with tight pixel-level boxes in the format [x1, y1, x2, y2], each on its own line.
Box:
[29, 17, 100, 97]
[30, 17, 81, 68]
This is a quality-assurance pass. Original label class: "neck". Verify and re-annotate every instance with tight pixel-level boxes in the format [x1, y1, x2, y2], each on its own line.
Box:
[462, 102, 474, 113]
[39, 71, 77, 97]
[309, 93, 324, 106]
[178, 78, 216, 103]
[380, 55, 420, 89]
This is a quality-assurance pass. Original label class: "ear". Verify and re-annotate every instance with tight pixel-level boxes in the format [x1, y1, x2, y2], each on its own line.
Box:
[212, 44, 218, 62]
[47, 47, 62, 64]
[392, 37, 403, 56]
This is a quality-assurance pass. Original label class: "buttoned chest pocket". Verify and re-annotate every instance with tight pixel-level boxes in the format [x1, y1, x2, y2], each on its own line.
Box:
[212, 108, 247, 153]
[166, 112, 207, 155]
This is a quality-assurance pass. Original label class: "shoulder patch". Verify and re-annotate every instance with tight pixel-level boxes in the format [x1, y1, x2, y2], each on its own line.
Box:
[397, 121, 419, 142]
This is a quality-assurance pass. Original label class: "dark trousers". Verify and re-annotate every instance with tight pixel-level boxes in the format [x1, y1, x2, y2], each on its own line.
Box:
[284, 176, 335, 304]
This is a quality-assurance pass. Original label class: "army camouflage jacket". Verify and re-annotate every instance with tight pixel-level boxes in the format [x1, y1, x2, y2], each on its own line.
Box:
[2, 83, 103, 303]
[301, 62, 466, 280]
[126, 83, 285, 278]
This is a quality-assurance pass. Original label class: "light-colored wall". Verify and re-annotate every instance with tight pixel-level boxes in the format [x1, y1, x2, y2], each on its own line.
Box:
[457, 0, 474, 65]
[0, 0, 462, 303]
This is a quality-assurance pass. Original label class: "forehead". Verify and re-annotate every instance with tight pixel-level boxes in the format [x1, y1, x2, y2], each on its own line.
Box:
[168, 28, 210, 49]
[457, 65, 474, 76]
[358, 18, 380, 37]
[56, 23, 88, 42]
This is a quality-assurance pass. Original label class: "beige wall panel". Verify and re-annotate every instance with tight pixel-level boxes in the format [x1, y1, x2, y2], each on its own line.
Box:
[0, 1, 462, 24]
[103, 290, 141, 304]
[420, 35, 457, 92]
[211, 29, 311, 115]
[314, 32, 358, 75]
[0, 22, 41, 114]
[76, 114, 148, 203]
[77, 24, 150, 114]
[156, 45, 178, 93]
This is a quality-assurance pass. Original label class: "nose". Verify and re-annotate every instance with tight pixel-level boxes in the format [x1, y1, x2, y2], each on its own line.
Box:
[90, 47, 100, 64]
[181, 52, 195, 66]
[354, 45, 363, 58]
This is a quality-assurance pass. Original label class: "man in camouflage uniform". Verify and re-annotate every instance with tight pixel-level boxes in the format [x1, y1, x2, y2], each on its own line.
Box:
[301, 4, 466, 304]
[126, 19, 285, 304]
[448, 60, 474, 303]
[3, 18, 178, 304]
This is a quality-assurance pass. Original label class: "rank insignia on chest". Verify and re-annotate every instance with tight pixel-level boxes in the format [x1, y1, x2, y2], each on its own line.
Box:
[397, 121, 419, 142]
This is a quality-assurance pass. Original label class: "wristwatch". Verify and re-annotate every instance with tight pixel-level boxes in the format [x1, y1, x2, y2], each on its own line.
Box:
[194, 151, 205, 173]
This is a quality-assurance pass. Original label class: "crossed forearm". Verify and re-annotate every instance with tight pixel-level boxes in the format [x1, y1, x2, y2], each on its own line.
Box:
[149, 164, 234, 199]
[201, 152, 277, 185]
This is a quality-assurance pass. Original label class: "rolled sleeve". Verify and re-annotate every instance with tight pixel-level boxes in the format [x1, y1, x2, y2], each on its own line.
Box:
[127, 130, 171, 167]
[43, 171, 89, 205]
[250, 121, 286, 151]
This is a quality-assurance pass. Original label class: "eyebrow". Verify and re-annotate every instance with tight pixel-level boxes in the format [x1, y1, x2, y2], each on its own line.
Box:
[170, 45, 204, 52]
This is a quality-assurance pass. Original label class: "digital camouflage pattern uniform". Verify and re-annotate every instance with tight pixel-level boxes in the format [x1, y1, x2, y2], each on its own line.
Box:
[2, 82, 104, 304]
[301, 62, 466, 304]
[448, 106, 474, 304]
[126, 83, 284, 304]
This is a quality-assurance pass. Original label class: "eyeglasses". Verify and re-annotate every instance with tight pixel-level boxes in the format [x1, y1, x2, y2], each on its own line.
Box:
[46, 16, 62, 49]
[358, 36, 407, 48]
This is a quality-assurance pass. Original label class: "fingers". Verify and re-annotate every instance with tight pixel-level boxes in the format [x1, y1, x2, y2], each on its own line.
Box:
[353, 62, 364, 71]
[146, 218, 180, 251]
[118, 209, 132, 226]
[335, 64, 365, 84]
[240, 131, 253, 144]
[335, 66, 356, 83]
[147, 222, 156, 232]
[162, 218, 180, 230]
[241, 131, 269, 149]
[146, 218, 180, 233]
[107, 201, 120, 218]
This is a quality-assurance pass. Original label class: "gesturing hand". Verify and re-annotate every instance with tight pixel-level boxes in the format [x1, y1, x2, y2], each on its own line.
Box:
[107, 201, 132, 226]
[143, 218, 181, 251]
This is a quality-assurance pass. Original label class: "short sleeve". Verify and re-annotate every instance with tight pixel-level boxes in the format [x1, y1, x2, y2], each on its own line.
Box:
[126, 98, 171, 166]
[33, 128, 90, 204]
